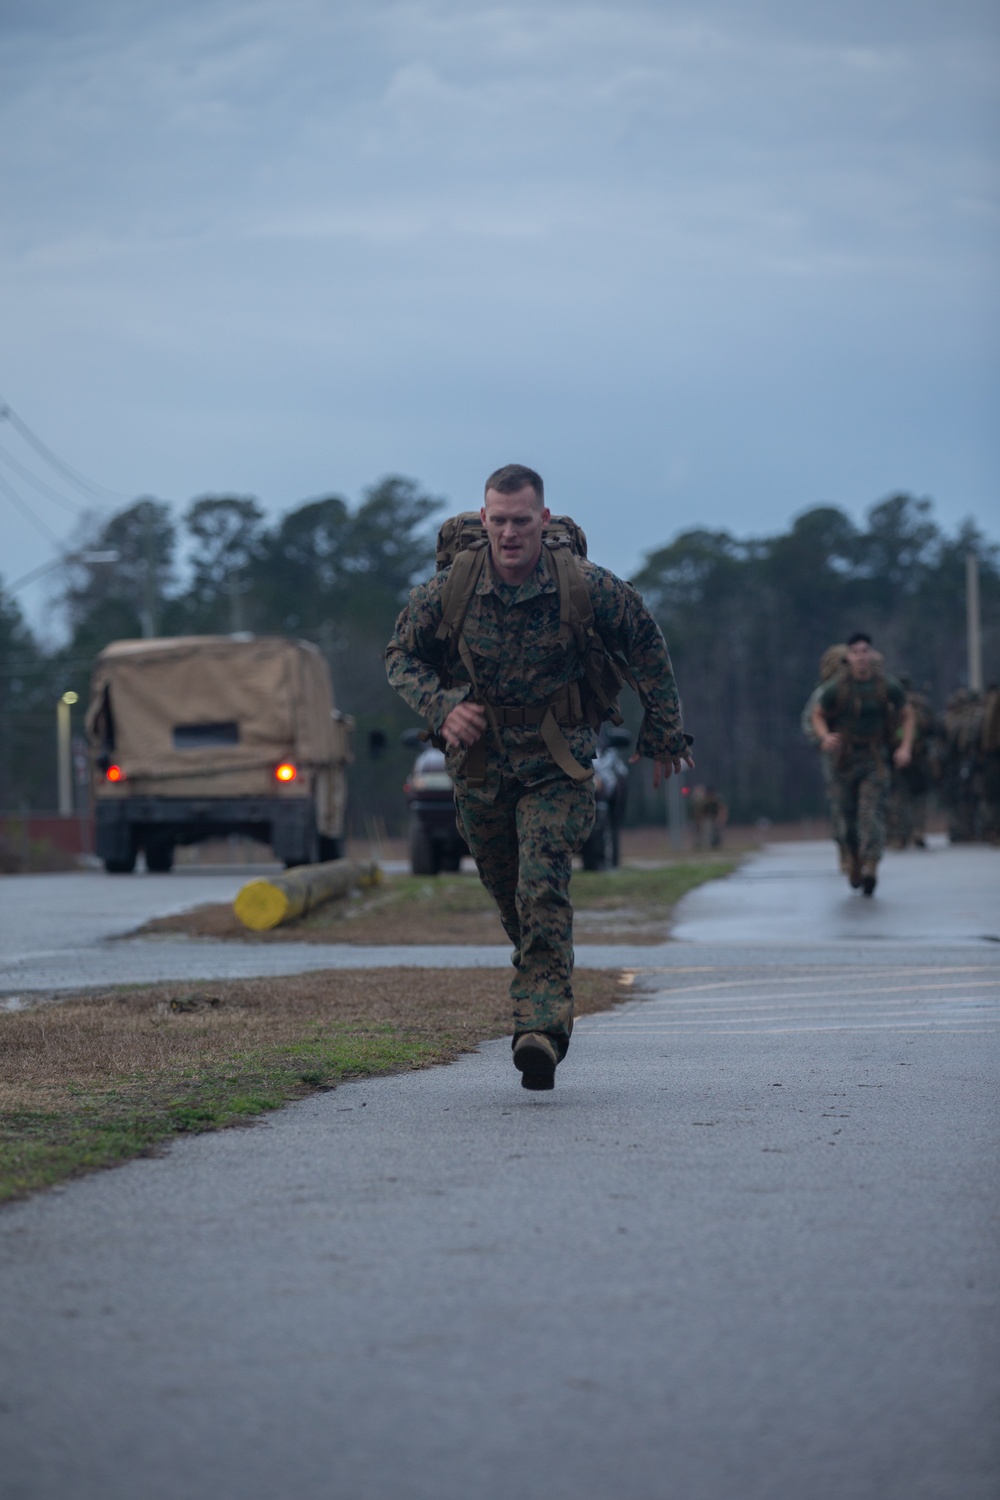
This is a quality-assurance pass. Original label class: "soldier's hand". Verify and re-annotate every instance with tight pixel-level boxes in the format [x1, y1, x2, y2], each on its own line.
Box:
[820, 732, 841, 754]
[631, 751, 696, 789]
[893, 744, 912, 769]
[442, 701, 487, 749]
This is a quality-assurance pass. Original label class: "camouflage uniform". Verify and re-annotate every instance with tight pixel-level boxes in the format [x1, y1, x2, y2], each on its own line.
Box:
[386, 554, 686, 1056]
[981, 688, 1000, 843]
[887, 691, 935, 848]
[800, 644, 849, 757]
[941, 691, 984, 842]
[817, 672, 907, 873]
[800, 647, 847, 870]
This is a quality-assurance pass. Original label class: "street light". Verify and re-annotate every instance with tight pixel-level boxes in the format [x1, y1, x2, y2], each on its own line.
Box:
[57, 690, 78, 815]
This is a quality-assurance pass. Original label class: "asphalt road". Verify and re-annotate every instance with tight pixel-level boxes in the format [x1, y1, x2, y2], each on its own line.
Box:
[1, 842, 998, 1500]
[3, 837, 998, 997]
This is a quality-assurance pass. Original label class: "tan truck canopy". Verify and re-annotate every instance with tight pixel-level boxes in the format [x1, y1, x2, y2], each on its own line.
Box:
[86, 635, 350, 780]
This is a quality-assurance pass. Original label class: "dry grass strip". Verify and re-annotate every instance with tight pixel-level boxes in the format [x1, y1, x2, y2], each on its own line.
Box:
[0, 967, 628, 1202]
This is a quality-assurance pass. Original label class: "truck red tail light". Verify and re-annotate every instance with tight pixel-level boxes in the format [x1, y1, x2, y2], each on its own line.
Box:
[275, 762, 297, 783]
[105, 764, 126, 783]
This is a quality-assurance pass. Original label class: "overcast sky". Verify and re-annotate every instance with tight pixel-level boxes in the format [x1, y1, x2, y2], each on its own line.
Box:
[2, 0, 998, 633]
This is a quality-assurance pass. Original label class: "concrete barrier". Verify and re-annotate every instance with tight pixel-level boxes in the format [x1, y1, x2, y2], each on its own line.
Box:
[233, 858, 381, 931]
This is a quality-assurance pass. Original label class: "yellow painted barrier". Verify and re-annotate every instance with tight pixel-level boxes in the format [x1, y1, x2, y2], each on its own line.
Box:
[233, 858, 381, 932]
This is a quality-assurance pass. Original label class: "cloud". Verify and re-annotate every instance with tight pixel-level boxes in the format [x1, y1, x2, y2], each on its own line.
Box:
[0, 0, 996, 615]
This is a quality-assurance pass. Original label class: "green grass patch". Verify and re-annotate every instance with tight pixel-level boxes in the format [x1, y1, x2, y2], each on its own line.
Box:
[0, 967, 631, 1203]
[298, 856, 737, 927]
[0, 1025, 444, 1203]
[571, 859, 736, 909]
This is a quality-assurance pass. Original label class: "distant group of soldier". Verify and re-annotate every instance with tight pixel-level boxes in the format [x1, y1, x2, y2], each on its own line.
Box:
[803, 635, 1000, 896]
[936, 686, 1000, 845]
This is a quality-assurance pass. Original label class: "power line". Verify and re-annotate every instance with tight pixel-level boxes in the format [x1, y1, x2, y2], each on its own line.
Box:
[0, 470, 64, 548]
[0, 399, 131, 504]
[0, 440, 92, 517]
[3, 555, 74, 594]
[2, 548, 120, 597]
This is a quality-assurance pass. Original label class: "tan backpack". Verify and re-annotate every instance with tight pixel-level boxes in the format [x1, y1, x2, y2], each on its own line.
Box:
[828, 660, 901, 752]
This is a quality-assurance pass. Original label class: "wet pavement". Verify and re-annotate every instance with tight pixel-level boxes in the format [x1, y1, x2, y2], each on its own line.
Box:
[672, 835, 1000, 945]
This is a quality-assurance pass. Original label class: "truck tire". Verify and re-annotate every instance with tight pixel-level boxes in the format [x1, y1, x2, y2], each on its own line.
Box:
[410, 821, 439, 876]
[104, 849, 137, 875]
[144, 838, 175, 873]
[318, 834, 343, 862]
[283, 816, 320, 869]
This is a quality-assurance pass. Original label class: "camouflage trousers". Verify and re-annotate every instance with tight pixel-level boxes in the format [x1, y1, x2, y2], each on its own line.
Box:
[826, 747, 891, 868]
[454, 770, 596, 1058]
[983, 755, 1000, 843]
[887, 773, 928, 848]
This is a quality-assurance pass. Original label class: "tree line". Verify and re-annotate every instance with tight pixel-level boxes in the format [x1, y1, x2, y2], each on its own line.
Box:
[628, 495, 999, 824]
[1, 485, 996, 829]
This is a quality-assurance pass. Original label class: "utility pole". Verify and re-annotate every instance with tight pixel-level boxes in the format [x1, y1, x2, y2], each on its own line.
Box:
[966, 550, 983, 693]
[57, 691, 77, 815]
[141, 502, 157, 638]
[229, 570, 244, 633]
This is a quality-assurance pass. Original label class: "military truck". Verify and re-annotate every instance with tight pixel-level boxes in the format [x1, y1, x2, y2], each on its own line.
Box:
[86, 635, 353, 873]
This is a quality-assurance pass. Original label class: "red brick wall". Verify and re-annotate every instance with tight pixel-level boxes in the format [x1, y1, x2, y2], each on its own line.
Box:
[0, 815, 92, 857]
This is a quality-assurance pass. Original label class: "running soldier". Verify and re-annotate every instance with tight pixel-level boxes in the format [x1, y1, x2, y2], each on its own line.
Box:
[801, 644, 850, 875]
[386, 464, 693, 1090]
[981, 685, 1000, 843]
[886, 678, 936, 849]
[811, 631, 915, 895]
[940, 689, 985, 842]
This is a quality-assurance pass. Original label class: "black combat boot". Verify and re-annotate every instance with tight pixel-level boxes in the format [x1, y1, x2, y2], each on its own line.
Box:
[512, 1032, 558, 1091]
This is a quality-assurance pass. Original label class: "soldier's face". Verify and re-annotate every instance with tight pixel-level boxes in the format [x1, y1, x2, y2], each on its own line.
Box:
[847, 640, 874, 679]
[481, 486, 551, 584]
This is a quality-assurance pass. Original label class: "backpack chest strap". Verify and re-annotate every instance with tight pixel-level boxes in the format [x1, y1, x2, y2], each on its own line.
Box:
[482, 685, 593, 783]
[486, 683, 585, 728]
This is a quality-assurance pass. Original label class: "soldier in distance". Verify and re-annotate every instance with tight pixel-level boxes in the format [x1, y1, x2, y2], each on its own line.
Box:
[811, 631, 915, 896]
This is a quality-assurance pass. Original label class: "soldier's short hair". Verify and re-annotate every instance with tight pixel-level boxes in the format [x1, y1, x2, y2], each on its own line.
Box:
[847, 630, 873, 647]
[484, 464, 544, 504]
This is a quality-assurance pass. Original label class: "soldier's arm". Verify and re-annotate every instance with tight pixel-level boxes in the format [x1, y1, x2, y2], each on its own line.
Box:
[812, 702, 836, 746]
[812, 685, 840, 752]
[590, 570, 691, 765]
[894, 700, 916, 767]
[385, 579, 474, 735]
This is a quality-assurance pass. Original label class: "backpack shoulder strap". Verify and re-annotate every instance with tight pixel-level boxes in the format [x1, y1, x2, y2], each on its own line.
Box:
[543, 543, 638, 721]
[434, 541, 489, 649]
[543, 536, 593, 650]
[831, 668, 851, 721]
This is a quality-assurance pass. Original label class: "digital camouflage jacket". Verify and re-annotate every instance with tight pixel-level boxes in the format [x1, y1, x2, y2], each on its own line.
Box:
[386, 552, 688, 800]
